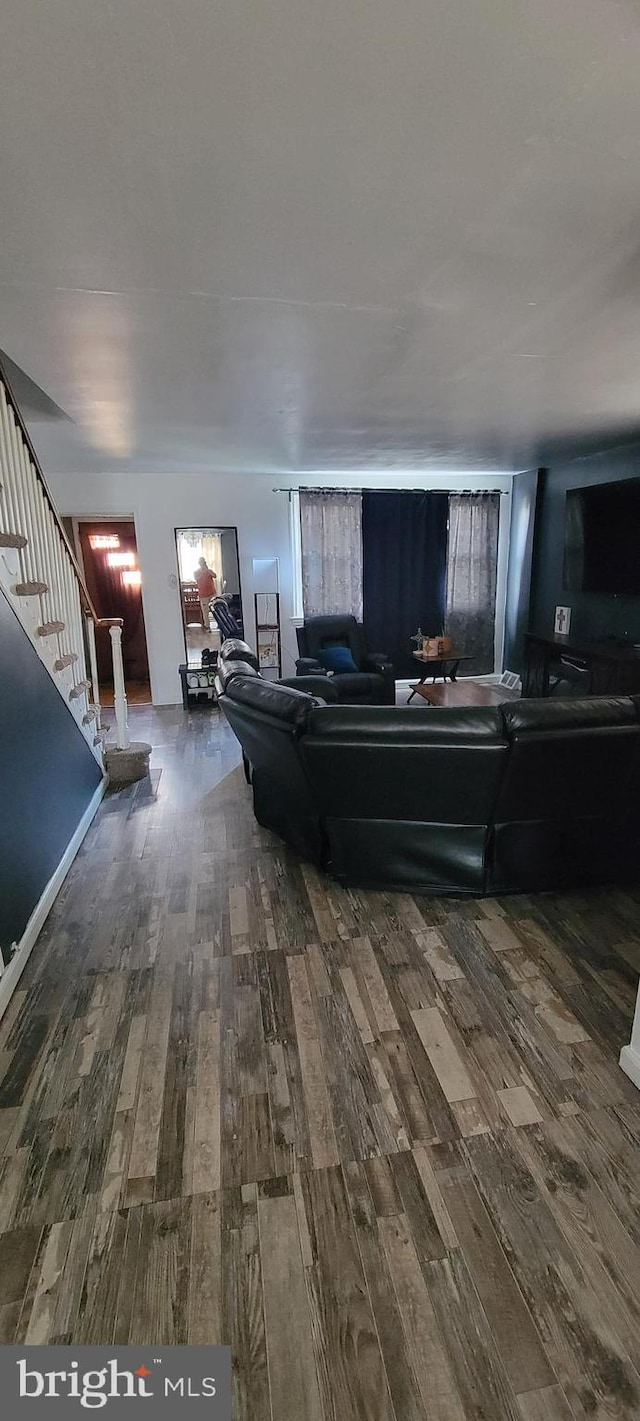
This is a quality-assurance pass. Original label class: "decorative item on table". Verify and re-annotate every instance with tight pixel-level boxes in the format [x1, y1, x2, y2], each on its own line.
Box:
[422, 630, 452, 657]
[410, 627, 424, 650]
[423, 630, 446, 656]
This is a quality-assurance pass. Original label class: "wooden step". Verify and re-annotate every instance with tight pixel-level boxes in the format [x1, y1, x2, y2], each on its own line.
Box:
[69, 679, 91, 700]
[0, 531, 27, 550]
[37, 620, 65, 637]
[54, 652, 78, 671]
[14, 580, 48, 597]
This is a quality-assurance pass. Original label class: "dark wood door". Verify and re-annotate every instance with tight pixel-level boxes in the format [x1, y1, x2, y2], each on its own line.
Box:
[79, 521, 150, 688]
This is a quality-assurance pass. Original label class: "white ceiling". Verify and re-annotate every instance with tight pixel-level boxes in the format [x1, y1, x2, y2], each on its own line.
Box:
[3, 0, 640, 475]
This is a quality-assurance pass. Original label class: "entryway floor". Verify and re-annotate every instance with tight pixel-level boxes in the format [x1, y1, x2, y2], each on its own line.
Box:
[1, 705, 640, 1420]
[101, 680, 152, 706]
[186, 623, 222, 665]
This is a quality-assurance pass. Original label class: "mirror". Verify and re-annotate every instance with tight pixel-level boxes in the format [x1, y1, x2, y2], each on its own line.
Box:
[175, 526, 244, 666]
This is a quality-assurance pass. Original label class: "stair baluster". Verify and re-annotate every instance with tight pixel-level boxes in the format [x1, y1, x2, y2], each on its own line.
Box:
[5, 397, 34, 595]
[85, 614, 102, 737]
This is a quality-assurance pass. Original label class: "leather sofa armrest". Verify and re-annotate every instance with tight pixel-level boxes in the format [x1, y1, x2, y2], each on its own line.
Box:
[280, 675, 339, 702]
[362, 652, 393, 671]
[296, 657, 327, 675]
[362, 654, 396, 705]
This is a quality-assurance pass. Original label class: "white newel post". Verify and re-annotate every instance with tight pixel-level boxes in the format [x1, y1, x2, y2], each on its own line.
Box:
[620, 985, 640, 1091]
[85, 615, 101, 733]
[109, 624, 130, 750]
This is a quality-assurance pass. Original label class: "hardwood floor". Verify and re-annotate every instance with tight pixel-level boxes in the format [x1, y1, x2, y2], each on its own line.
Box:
[100, 679, 152, 706]
[2, 704, 640, 1419]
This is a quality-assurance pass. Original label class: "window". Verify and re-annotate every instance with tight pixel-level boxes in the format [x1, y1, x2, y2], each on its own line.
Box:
[445, 493, 500, 674]
[298, 490, 363, 618]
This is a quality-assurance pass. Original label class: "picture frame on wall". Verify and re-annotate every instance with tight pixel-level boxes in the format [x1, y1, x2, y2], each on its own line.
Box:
[253, 559, 281, 680]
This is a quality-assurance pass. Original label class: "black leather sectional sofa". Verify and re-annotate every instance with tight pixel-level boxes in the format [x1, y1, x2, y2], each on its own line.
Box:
[216, 640, 640, 895]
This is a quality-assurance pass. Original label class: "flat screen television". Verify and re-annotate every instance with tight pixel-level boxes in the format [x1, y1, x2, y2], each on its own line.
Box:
[563, 478, 640, 595]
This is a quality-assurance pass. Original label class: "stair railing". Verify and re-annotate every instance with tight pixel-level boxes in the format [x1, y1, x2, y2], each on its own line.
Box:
[0, 354, 130, 760]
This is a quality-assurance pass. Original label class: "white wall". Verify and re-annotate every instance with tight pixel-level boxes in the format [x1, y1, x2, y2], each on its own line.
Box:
[49, 469, 513, 704]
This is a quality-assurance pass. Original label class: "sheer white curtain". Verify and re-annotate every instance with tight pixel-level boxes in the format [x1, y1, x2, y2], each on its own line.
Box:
[446, 494, 500, 674]
[300, 491, 363, 618]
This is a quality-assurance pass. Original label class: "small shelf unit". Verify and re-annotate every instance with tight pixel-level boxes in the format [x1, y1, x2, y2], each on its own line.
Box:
[255, 593, 281, 680]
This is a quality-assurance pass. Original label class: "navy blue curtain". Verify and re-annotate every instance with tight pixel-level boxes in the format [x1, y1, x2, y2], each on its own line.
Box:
[362, 491, 449, 677]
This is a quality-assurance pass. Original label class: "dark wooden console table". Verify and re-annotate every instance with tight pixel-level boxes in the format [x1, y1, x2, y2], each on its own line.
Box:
[523, 634, 640, 698]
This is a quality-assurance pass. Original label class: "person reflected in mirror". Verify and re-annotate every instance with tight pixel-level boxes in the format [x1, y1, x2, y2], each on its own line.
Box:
[194, 556, 217, 629]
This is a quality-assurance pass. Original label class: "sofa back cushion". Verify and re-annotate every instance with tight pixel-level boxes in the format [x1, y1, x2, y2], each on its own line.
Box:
[300, 704, 509, 892]
[216, 658, 259, 693]
[224, 675, 322, 726]
[489, 696, 640, 890]
[500, 696, 637, 736]
[303, 704, 507, 821]
[219, 638, 260, 671]
[309, 703, 504, 739]
[495, 696, 640, 821]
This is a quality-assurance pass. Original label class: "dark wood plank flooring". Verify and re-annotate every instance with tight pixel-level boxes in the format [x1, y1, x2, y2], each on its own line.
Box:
[2, 705, 640, 1419]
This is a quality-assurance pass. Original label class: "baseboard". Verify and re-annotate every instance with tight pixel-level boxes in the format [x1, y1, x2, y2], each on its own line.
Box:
[619, 1044, 640, 1091]
[0, 777, 106, 1021]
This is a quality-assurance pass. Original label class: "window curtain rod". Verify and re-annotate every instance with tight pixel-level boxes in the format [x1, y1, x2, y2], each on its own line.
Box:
[272, 486, 508, 496]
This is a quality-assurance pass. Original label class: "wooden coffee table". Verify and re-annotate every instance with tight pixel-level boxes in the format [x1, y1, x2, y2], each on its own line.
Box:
[411, 680, 518, 708]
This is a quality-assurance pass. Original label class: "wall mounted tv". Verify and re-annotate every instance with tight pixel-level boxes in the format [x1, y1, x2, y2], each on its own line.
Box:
[563, 478, 640, 595]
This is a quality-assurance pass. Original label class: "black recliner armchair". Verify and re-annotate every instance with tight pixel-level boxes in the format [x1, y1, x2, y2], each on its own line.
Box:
[296, 614, 395, 705]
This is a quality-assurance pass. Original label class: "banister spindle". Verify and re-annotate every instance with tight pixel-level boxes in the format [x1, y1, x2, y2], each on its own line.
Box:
[7, 405, 35, 584]
[36, 487, 59, 631]
[0, 390, 22, 544]
[49, 525, 70, 659]
[85, 615, 101, 735]
[28, 466, 52, 625]
[0, 396, 22, 557]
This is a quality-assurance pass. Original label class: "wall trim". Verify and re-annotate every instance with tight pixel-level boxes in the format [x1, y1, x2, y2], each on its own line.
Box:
[0, 777, 106, 1022]
[619, 1045, 640, 1092]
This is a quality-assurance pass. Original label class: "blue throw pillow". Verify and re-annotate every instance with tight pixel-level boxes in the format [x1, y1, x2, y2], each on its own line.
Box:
[318, 645, 358, 673]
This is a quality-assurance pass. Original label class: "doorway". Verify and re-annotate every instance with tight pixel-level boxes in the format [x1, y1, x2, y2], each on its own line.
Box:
[68, 517, 152, 705]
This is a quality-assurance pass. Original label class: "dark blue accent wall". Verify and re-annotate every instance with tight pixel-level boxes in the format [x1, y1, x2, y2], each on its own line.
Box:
[504, 446, 640, 674]
[530, 445, 640, 646]
[0, 587, 103, 962]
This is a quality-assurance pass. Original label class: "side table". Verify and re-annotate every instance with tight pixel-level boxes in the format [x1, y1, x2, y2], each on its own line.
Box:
[407, 650, 474, 703]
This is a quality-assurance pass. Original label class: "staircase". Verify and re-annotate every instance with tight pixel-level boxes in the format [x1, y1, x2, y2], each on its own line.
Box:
[0, 355, 130, 765]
